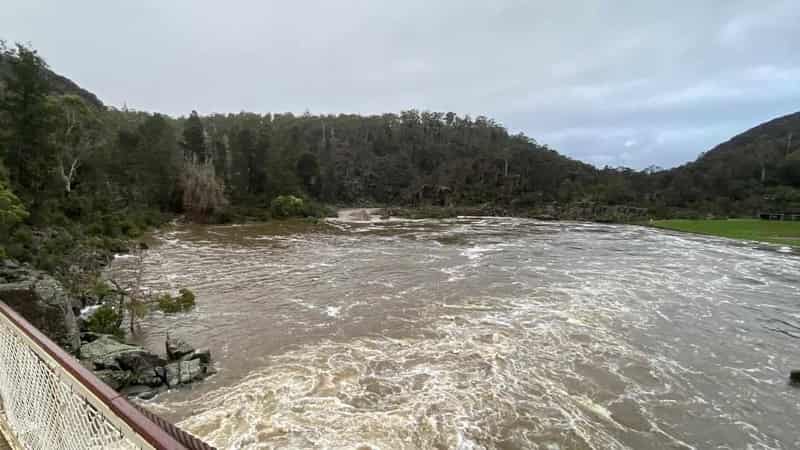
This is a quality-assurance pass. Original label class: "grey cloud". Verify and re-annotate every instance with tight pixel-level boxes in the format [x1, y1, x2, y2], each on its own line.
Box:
[3, 0, 798, 168]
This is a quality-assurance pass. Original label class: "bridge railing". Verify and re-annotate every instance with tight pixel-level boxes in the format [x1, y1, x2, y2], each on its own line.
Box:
[0, 301, 213, 450]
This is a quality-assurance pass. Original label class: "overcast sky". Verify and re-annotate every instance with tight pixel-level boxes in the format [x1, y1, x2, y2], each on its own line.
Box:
[3, 1, 799, 168]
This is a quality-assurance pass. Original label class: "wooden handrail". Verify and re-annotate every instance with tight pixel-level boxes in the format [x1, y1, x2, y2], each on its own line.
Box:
[0, 300, 214, 450]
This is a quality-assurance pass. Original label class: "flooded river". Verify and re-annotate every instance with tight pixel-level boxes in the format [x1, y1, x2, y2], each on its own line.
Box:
[121, 211, 800, 449]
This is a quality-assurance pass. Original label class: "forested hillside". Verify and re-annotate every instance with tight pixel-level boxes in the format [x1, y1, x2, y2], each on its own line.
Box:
[1, 42, 800, 273]
[657, 112, 800, 215]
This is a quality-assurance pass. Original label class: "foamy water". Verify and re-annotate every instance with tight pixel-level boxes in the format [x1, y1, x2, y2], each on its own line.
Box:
[114, 215, 800, 449]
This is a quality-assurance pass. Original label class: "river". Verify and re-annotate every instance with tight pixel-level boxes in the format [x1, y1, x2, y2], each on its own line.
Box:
[117, 211, 800, 449]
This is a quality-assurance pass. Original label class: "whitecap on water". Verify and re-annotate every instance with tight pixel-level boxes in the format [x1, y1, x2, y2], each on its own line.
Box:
[325, 306, 342, 318]
[129, 217, 800, 449]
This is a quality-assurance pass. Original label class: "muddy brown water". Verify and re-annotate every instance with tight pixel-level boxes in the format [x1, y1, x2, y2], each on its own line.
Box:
[111, 211, 800, 449]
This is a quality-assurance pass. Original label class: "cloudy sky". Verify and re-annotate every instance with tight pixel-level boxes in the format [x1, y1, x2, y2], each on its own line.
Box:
[3, 1, 799, 168]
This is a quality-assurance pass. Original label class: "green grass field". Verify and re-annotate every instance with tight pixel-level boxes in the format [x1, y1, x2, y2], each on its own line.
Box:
[650, 219, 800, 247]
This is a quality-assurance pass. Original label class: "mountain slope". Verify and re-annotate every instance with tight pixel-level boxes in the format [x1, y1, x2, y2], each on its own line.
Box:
[698, 111, 800, 167]
[657, 111, 800, 215]
[0, 52, 103, 108]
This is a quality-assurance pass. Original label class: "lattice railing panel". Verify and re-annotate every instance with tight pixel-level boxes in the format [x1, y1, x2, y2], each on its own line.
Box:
[0, 318, 142, 450]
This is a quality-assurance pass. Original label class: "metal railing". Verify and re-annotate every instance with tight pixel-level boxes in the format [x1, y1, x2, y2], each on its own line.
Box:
[0, 301, 214, 450]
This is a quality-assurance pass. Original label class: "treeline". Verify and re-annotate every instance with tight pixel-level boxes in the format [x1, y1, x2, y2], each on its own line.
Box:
[656, 113, 800, 216]
[2, 42, 800, 269]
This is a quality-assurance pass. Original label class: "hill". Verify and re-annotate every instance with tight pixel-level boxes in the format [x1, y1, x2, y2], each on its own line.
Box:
[653, 111, 800, 216]
[0, 47, 103, 108]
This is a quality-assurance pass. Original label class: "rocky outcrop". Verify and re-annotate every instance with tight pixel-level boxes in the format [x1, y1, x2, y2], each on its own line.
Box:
[166, 334, 194, 360]
[80, 335, 165, 372]
[79, 333, 214, 399]
[161, 359, 205, 387]
[0, 260, 81, 353]
[0, 260, 213, 399]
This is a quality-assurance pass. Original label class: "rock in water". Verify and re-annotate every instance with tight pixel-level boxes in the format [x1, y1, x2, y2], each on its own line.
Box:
[166, 334, 195, 360]
[80, 335, 166, 378]
[121, 384, 163, 400]
[791, 370, 800, 385]
[0, 261, 81, 353]
[81, 333, 212, 394]
[95, 370, 133, 390]
[193, 348, 212, 364]
[161, 359, 205, 387]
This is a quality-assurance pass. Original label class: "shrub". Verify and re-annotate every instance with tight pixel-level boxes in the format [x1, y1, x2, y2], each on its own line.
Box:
[157, 288, 196, 313]
[270, 195, 305, 218]
[270, 195, 335, 219]
[85, 305, 124, 339]
[90, 279, 114, 301]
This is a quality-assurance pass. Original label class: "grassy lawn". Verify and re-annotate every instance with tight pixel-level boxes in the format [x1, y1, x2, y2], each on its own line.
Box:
[650, 219, 800, 247]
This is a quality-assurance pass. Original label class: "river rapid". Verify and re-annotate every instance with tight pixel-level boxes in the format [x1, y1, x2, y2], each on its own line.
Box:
[118, 211, 800, 449]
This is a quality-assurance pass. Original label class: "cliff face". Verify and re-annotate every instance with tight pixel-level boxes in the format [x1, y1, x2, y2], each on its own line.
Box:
[0, 260, 81, 353]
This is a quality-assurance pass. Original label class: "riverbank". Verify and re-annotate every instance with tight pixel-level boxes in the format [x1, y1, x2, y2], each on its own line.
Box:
[649, 219, 800, 248]
[380, 203, 648, 223]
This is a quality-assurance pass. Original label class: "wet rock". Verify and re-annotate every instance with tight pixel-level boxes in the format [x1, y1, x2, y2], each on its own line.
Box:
[80, 335, 166, 392]
[118, 350, 166, 374]
[192, 348, 212, 364]
[82, 334, 211, 392]
[133, 369, 165, 387]
[121, 384, 162, 400]
[80, 335, 144, 369]
[95, 370, 132, 390]
[179, 348, 212, 365]
[166, 334, 194, 360]
[121, 384, 152, 397]
[80, 331, 106, 344]
[138, 388, 163, 401]
[0, 261, 81, 353]
[161, 359, 205, 387]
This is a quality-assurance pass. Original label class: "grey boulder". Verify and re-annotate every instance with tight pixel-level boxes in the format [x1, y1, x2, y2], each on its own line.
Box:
[0, 262, 81, 353]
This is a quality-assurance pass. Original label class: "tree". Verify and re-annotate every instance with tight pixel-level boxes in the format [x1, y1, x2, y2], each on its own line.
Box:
[231, 127, 257, 196]
[50, 95, 104, 194]
[107, 245, 196, 335]
[0, 43, 57, 208]
[296, 152, 320, 196]
[0, 176, 28, 258]
[179, 160, 228, 221]
[136, 114, 180, 208]
[181, 110, 206, 163]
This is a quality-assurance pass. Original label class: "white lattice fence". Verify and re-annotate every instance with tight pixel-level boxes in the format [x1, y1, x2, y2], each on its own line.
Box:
[0, 312, 147, 450]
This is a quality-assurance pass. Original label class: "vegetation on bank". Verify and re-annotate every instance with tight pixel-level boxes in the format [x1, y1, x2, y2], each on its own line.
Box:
[0, 43, 331, 281]
[650, 219, 800, 247]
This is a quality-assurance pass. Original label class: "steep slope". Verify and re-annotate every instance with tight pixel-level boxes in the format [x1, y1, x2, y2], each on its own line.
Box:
[697, 111, 800, 170]
[0, 52, 103, 108]
[657, 111, 800, 215]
